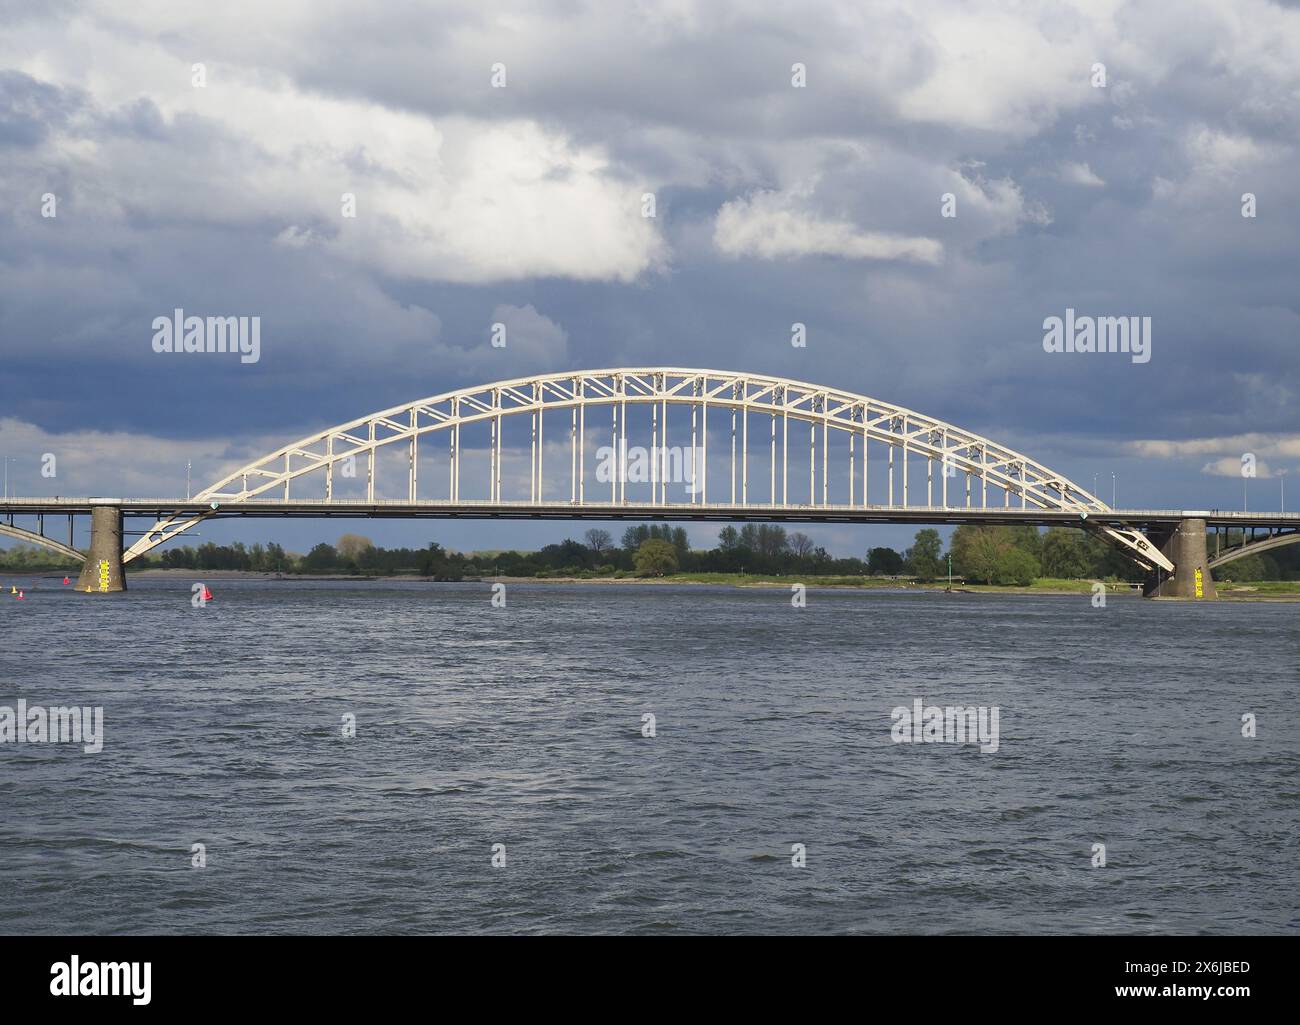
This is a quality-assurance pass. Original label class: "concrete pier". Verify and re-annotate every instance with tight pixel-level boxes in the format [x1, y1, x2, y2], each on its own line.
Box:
[1143, 517, 1215, 599]
[74, 504, 126, 593]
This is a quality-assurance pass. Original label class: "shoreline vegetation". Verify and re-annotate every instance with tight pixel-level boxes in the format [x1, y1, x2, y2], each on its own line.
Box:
[4, 522, 1299, 598]
[4, 567, 1298, 599]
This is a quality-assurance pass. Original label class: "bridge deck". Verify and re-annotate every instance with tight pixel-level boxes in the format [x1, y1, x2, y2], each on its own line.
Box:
[3, 498, 1298, 529]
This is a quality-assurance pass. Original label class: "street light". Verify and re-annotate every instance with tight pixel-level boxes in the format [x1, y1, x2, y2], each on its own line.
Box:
[1111, 473, 1116, 508]
[186, 460, 192, 500]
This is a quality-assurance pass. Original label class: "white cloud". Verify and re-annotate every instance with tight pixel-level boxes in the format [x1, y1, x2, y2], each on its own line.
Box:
[1059, 161, 1106, 187]
[1130, 433, 1300, 458]
[1131, 434, 1300, 479]
[0, 417, 286, 499]
[713, 189, 942, 264]
[1200, 456, 1276, 478]
[2, 24, 667, 285]
[891, 5, 1135, 136]
[1152, 126, 1285, 206]
[949, 165, 1052, 230]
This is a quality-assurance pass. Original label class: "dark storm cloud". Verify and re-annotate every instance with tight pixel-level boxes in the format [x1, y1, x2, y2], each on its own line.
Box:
[0, 70, 78, 147]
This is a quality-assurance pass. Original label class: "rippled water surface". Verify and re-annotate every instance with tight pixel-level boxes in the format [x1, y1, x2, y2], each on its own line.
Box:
[1, 576, 1296, 934]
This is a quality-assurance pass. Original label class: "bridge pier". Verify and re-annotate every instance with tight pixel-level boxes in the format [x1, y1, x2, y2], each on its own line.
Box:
[1143, 517, 1215, 599]
[74, 505, 126, 593]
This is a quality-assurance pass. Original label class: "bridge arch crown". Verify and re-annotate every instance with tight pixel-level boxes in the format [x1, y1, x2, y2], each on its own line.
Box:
[123, 367, 1167, 569]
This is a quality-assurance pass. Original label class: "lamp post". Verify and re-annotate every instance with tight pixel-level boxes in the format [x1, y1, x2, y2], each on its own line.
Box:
[1111, 473, 1116, 508]
[186, 460, 192, 500]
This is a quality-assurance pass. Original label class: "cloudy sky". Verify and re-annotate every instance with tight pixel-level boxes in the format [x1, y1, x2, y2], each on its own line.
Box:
[2, 0, 1298, 555]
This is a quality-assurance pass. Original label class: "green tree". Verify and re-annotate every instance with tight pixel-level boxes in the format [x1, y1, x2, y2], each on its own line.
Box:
[1005, 524, 1043, 564]
[952, 526, 1043, 585]
[905, 528, 943, 582]
[418, 542, 464, 580]
[955, 527, 1005, 584]
[952, 525, 1043, 584]
[622, 524, 679, 553]
[1041, 527, 1092, 579]
[264, 542, 290, 573]
[634, 538, 679, 577]
[866, 547, 904, 575]
[302, 542, 341, 572]
[755, 524, 788, 558]
[995, 547, 1039, 586]
[1218, 553, 1266, 582]
[0, 542, 78, 570]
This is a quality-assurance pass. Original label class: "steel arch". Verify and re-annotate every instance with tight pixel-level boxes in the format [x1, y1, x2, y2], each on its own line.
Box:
[122, 368, 1172, 570]
[1208, 528, 1300, 571]
[0, 522, 83, 562]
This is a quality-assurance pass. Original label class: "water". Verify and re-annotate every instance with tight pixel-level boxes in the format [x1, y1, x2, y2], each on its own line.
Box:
[1, 577, 1296, 935]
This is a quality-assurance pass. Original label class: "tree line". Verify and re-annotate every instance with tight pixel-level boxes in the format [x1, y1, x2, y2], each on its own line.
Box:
[4, 524, 1296, 582]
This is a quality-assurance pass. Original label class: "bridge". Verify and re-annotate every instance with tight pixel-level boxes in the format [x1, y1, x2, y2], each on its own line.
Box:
[3, 368, 1297, 598]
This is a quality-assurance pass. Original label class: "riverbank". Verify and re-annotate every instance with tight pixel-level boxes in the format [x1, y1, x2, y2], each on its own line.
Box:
[8, 567, 1298, 599]
[116, 568, 1099, 593]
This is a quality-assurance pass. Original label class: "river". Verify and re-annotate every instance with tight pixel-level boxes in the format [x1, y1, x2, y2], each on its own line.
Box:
[1, 578, 1296, 934]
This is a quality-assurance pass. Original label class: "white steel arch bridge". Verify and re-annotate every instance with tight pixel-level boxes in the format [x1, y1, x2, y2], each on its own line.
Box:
[112, 367, 1175, 571]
